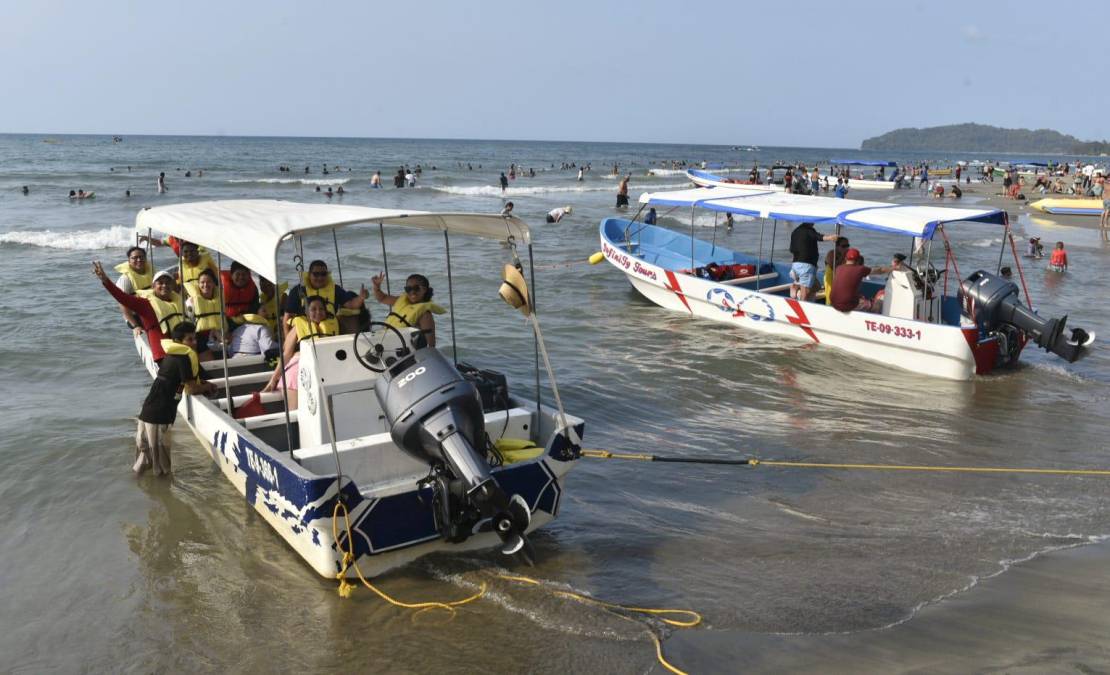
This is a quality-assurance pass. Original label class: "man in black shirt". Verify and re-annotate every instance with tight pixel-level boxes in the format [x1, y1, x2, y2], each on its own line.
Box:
[135, 321, 215, 476]
[789, 221, 839, 301]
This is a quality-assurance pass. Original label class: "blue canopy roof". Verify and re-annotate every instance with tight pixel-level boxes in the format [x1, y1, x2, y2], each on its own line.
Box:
[638, 186, 1007, 239]
[829, 159, 898, 167]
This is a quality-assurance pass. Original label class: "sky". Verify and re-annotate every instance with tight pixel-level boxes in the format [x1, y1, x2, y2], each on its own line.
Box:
[1, 0, 1106, 148]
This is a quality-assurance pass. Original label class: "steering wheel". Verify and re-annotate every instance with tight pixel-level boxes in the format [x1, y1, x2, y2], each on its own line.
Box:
[352, 321, 411, 373]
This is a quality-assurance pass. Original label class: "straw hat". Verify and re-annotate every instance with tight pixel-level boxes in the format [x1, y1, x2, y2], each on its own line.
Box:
[498, 263, 531, 316]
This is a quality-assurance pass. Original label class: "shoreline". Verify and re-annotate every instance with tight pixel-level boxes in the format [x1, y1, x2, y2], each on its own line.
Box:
[668, 538, 1110, 672]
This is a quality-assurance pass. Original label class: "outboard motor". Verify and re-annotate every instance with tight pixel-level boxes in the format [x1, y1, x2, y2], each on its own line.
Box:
[960, 270, 1092, 363]
[373, 345, 534, 562]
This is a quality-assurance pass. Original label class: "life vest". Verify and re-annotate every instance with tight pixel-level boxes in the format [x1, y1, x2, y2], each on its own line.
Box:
[184, 284, 225, 333]
[385, 295, 447, 331]
[291, 316, 339, 343]
[114, 260, 153, 292]
[300, 272, 338, 316]
[180, 253, 217, 286]
[1050, 249, 1067, 267]
[159, 339, 199, 379]
[219, 270, 258, 317]
[241, 282, 288, 330]
[137, 289, 184, 333]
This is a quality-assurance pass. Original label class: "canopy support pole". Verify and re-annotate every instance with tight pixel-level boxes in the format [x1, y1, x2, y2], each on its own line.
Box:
[378, 223, 391, 294]
[178, 248, 186, 316]
[332, 228, 344, 287]
[214, 251, 234, 416]
[710, 212, 718, 258]
[756, 218, 766, 291]
[443, 229, 458, 367]
[769, 219, 777, 265]
[276, 244, 296, 458]
[529, 244, 541, 425]
[995, 213, 1009, 275]
[690, 205, 696, 271]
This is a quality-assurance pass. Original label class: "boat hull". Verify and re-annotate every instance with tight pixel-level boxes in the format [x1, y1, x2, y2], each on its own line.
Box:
[135, 336, 582, 578]
[599, 224, 996, 381]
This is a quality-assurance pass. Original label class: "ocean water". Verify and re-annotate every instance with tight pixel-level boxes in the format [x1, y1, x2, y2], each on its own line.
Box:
[2, 133, 1109, 672]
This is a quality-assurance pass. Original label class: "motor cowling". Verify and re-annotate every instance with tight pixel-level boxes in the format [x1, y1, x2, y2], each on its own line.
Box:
[374, 347, 533, 561]
[960, 270, 1091, 363]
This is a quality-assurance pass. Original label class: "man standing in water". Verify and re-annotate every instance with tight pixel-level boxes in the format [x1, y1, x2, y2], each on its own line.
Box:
[616, 173, 630, 208]
[135, 321, 216, 476]
[499, 172, 509, 193]
[157, 172, 167, 194]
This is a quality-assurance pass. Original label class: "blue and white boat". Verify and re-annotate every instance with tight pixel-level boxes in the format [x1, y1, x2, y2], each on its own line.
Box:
[125, 201, 583, 578]
[599, 186, 1092, 380]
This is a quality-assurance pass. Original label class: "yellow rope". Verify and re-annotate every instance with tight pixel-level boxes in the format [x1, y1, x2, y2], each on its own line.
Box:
[497, 573, 701, 675]
[581, 448, 1110, 477]
[331, 501, 486, 613]
[748, 459, 1110, 477]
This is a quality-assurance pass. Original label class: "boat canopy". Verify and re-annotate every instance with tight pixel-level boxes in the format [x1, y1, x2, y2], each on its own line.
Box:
[637, 186, 1006, 239]
[829, 159, 898, 167]
[135, 200, 531, 282]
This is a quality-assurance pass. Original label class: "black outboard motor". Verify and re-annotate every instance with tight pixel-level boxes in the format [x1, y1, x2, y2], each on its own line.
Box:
[374, 346, 533, 562]
[960, 270, 1091, 363]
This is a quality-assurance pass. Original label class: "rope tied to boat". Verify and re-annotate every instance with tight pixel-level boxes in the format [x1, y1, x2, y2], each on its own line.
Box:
[581, 448, 1110, 476]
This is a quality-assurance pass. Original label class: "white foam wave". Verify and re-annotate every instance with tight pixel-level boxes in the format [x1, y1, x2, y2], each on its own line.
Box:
[0, 225, 133, 250]
[227, 177, 351, 186]
[430, 181, 688, 198]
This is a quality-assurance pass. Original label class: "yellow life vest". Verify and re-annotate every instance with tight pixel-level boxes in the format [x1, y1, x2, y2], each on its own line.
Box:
[385, 295, 447, 330]
[184, 284, 225, 332]
[299, 272, 339, 316]
[291, 316, 339, 343]
[180, 253, 217, 286]
[237, 282, 288, 330]
[159, 339, 199, 379]
[138, 290, 184, 333]
[114, 260, 153, 292]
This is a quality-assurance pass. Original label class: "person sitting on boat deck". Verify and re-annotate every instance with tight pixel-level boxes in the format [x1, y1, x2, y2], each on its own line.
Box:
[546, 205, 572, 223]
[93, 262, 182, 362]
[371, 272, 446, 348]
[114, 246, 153, 325]
[136, 320, 217, 476]
[1048, 241, 1068, 272]
[281, 259, 368, 328]
[176, 241, 219, 288]
[789, 221, 839, 302]
[822, 236, 851, 305]
[829, 248, 893, 313]
[262, 296, 338, 409]
[220, 261, 260, 324]
[183, 268, 224, 361]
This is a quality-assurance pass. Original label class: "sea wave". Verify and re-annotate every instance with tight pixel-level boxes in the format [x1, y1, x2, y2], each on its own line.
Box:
[227, 177, 352, 186]
[0, 225, 133, 250]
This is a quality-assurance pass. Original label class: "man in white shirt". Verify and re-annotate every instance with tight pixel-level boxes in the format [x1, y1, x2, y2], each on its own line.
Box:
[546, 206, 572, 223]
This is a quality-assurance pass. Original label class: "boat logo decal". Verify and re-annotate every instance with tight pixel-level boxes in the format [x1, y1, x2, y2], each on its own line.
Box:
[784, 299, 819, 343]
[663, 270, 692, 313]
[601, 242, 657, 280]
[708, 288, 775, 322]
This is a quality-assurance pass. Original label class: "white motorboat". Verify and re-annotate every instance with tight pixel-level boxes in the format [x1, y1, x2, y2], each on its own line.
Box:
[124, 201, 583, 578]
[599, 187, 1093, 380]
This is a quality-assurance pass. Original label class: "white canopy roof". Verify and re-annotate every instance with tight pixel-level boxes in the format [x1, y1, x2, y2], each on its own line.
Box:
[638, 187, 1006, 239]
[134, 200, 531, 282]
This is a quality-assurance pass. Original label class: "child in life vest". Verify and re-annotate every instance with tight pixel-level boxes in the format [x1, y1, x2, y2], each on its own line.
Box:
[1048, 241, 1068, 273]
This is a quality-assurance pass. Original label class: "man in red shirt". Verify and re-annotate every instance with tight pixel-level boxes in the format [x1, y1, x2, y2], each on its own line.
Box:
[829, 248, 892, 312]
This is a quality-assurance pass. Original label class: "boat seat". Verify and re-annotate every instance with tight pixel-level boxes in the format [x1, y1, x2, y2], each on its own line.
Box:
[240, 409, 298, 431]
[719, 271, 779, 286]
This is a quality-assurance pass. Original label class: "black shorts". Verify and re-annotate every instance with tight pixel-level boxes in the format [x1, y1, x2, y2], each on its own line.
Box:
[616, 194, 629, 207]
[546, 214, 555, 223]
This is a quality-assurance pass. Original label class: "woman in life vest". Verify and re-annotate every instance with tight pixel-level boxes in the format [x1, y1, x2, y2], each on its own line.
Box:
[113, 246, 153, 327]
[178, 241, 218, 286]
[184, 268, 224, 360]
[370, 272, 446, 347]
[94, 261, 183, 362]
[261, 296, 338, 409]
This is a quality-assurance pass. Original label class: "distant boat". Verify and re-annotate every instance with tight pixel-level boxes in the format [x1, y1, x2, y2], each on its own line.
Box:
[42, 138, 60, 144]
[113, 136, 123, 143]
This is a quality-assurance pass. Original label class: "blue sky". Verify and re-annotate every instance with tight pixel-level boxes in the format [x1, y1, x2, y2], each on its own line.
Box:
[1, 0, 1104, 147]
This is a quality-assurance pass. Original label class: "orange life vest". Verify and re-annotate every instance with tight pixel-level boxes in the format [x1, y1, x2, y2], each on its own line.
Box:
[219, 270, 259, 317]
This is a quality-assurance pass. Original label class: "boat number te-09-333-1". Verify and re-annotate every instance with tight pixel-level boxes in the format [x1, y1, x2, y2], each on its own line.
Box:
[864, 320, 921, 340]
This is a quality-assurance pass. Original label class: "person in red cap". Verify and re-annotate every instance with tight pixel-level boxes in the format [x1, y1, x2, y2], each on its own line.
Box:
[829, 248, 893, 312]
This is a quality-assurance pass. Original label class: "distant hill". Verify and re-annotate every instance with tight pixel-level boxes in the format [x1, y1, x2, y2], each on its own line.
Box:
[860, 123, 1102, 154]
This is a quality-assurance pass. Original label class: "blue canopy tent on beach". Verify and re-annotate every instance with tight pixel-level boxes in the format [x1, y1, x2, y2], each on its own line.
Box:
[829, 159, 899, 167]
